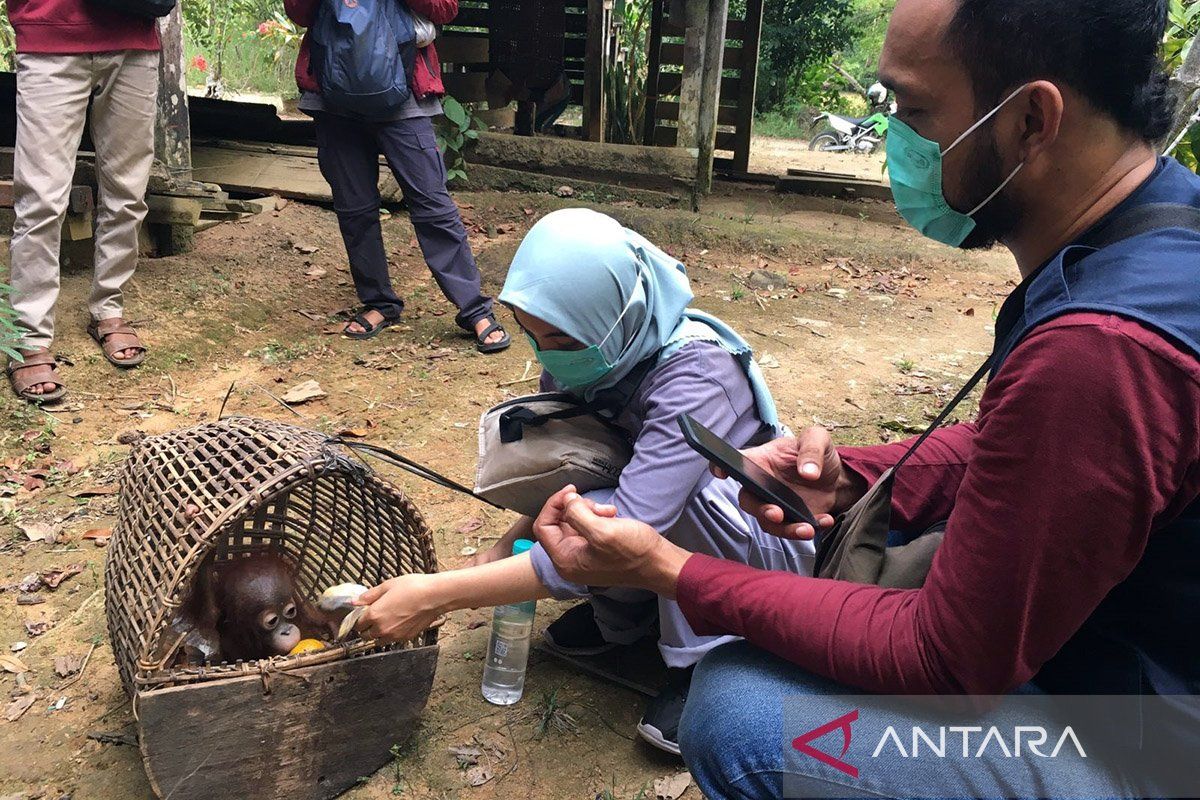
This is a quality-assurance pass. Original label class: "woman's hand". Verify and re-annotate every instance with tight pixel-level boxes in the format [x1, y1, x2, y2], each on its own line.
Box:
[533, 486, 690, 597]
[354, 573, 444, 644]
[711, 426, 862, 540]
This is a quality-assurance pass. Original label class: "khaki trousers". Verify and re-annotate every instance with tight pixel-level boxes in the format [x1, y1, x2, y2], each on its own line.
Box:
[9, 50, 158, 350]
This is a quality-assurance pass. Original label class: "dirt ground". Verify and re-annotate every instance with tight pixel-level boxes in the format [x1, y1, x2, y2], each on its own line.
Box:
[0, 168, 1014, 799]
[747, 135, 888, 179]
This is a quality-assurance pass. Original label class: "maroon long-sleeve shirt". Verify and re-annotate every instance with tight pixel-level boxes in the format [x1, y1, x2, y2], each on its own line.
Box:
[676, 312, 1200, 694]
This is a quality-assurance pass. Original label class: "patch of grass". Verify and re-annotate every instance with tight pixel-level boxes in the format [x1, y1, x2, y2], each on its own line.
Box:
[754, 110, 811, 140]
[730, 285, 746, 301]
[250, 339, 311, 365]
[528, 687, 580, 739]
[896, 358, 915, 375]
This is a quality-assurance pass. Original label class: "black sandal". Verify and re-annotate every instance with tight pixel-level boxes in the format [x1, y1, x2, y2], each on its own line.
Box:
[342, 308, 400, 340]
[474, 315, 512, 354]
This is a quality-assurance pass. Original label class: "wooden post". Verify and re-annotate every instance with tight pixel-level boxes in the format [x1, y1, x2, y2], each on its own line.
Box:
[640, 0, 665, 145]
[728, 0, 764, 174]
[675, 0, 708, 150]
[693, 0, 728, 203]
[583, 0, 610, 142]
[152, 6, 194, 255]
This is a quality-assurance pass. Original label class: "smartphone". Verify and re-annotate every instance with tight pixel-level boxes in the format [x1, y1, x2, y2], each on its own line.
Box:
[677, 413, 819, 528]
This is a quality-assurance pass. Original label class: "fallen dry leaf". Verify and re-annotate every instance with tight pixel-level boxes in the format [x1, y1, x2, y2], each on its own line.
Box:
[41, 563, 84, 590]
[456, 518, 484, 535]
[17, 521, 60, 543]
[281, 380, 326, 405]
[654, 771, 692, 800]
[335, 427, 370, 438]
[54, 653, 84, 678]
[24, 621, 51, 637]
[3, 693, 36, 722]
[81, 527, 112, 543]
[465, 764, 493, 787]
[0, 654, 29, 674]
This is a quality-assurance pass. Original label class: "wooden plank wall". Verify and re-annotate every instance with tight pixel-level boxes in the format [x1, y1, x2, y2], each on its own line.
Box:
[642, 0, 763, 173]
[439, 0, 591, 134]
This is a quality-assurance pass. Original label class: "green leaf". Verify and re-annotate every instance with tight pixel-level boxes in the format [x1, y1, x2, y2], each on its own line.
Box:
[443, 96, 469, 128]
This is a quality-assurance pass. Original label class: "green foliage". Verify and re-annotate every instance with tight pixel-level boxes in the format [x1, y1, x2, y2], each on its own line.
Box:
[1165, 1, 1200, 172]
[1164, 0, 1200, 70]
[435, 96, 482, 185]
[0, 283, 23, 362]
[836, 0, 895, 88]
[0, 1, 14, 72]
[605, 0, 652, 144]
[747, 0, 857, 114]
[183, 0, 302, 97]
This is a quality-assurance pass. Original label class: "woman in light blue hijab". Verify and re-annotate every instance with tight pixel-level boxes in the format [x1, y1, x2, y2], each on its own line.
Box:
[355, 208, 814, 755]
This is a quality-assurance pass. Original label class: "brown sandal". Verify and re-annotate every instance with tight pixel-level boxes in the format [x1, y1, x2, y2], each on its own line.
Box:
[87, 317, 146, 368]
[7, 348, 67, 404]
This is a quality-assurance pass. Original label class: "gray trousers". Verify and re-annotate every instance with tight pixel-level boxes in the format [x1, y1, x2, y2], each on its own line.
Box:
[531, 478, 817, 668]
[313, 112, 493, 330]
[9, 51, 158, 349]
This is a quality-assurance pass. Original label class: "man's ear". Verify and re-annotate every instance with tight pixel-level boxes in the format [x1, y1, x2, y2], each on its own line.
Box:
[1016, 80, 1064, 165]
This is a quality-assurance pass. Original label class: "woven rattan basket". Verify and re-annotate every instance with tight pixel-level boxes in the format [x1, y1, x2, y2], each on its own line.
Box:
[105, 416, 441, 800]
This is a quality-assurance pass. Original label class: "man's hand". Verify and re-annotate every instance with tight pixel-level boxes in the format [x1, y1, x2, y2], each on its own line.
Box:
[532, 486, 691, 597]
[355, 573, 443, 644]
[711, 426, 863, 540]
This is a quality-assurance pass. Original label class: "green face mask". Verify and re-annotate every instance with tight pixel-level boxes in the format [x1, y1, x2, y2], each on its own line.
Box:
[525, 273, 642, 390]
[886, 85, 1028, 247]
[527, 334, 614, 389]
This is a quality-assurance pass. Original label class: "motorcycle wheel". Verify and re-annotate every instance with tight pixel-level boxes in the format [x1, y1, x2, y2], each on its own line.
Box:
[809, 130, 842, 152]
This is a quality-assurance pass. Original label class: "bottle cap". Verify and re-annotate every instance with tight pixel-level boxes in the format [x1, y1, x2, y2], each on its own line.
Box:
[512, 538, 535, 556]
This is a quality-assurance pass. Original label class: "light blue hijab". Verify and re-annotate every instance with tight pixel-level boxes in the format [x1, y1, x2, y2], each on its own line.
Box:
[499, 208, 782, 435]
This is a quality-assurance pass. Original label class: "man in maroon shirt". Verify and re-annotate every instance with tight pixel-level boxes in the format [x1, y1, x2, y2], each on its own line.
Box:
[4, 0, 160, 403]
[531, 0, 1200, 797]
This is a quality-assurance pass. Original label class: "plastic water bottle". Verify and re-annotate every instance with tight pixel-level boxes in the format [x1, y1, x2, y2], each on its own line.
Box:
[481, 539, 536, 705]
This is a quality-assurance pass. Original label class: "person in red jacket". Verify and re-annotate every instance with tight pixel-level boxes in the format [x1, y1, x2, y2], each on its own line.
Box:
[4, 0, 159, 404]
[284, 0, 510, 351]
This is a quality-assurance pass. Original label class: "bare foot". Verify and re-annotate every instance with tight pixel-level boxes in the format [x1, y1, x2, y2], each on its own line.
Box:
[345, 309, 387, 335]
[475, 317, 506, 345]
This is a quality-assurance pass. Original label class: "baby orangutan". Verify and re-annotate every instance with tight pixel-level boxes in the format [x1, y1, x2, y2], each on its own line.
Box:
[189, 553, 339, 663]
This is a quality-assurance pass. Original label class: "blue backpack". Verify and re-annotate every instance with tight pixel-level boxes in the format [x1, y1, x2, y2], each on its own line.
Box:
[311, 0, 417, 120]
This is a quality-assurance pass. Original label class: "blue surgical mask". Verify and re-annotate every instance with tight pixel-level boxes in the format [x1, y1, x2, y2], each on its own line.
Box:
[887, 84, 1028, 247]
[526, 273, 642, 390]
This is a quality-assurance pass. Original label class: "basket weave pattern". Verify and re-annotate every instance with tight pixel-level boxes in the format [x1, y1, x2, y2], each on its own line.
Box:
[105, 417, 439, 695]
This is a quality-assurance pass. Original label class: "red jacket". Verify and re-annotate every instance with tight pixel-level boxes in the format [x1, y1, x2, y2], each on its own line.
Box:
[283, 0, 451, 99]
[6, 0, 159, 54]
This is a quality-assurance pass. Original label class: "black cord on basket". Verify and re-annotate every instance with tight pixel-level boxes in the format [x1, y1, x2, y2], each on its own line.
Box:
[328, 438, 506, 510]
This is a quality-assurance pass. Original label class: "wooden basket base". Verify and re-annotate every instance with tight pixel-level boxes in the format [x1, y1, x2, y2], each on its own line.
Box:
[137, 645, 439, 800]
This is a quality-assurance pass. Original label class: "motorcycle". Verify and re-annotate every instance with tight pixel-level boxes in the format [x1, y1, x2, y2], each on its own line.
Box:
[808, 104, 895, 155]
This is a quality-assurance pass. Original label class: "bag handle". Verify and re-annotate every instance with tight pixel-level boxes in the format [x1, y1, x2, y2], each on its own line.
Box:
[499, 355, 659, 444]
[329, 438, 505, 509]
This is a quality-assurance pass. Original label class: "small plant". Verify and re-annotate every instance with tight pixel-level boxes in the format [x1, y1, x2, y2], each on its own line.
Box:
[0, 283, 22, 362]
[896, 358, 915, 374]
[731, 285, 746, 301]
[435, 96, 483, 185]
[252, 340, 309, 365]
[529, 687, 580, 739]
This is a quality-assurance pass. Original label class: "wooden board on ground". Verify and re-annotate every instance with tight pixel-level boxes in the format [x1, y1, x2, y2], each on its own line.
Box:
[532, 638, 666, 699]
[776, 172, 893, 202]
[136, 645, 438, 800]
[468, 131, 697, 195]
[785, 167, 861, 181]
